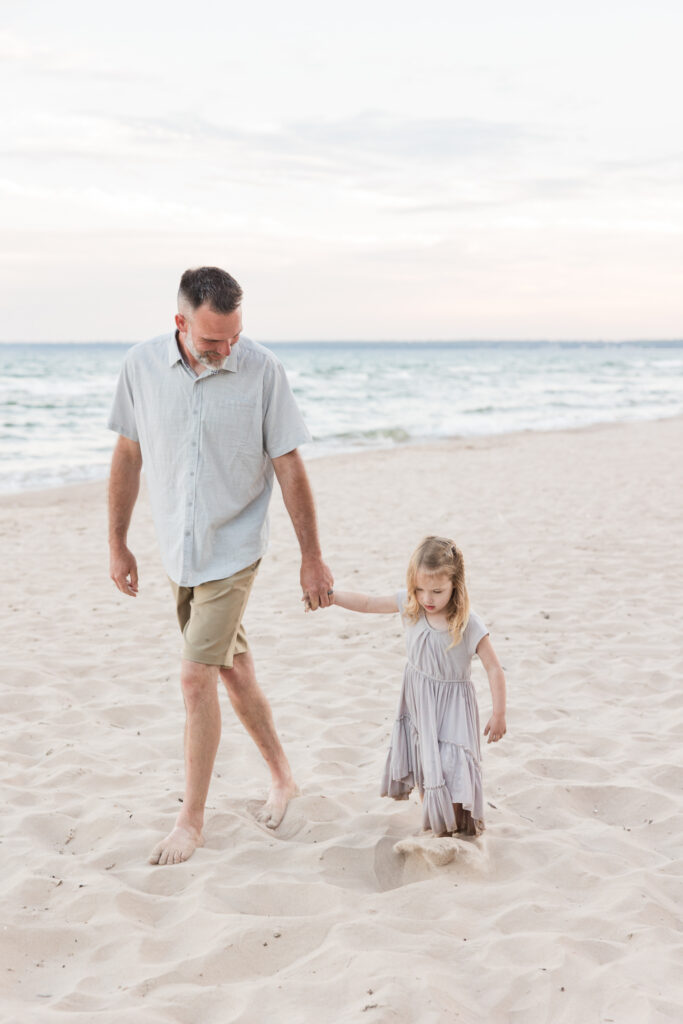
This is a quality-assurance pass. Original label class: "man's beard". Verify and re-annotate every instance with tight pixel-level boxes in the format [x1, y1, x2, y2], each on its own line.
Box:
[185, 326, 228, 371]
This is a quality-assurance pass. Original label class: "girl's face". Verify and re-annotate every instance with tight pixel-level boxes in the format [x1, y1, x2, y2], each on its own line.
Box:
[414, 571, 454, 615]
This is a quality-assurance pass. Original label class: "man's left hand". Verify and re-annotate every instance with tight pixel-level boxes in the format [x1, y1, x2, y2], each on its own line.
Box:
[301, 557, 334, 611]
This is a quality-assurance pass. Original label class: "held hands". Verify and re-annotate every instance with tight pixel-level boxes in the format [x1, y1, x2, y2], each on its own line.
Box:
[303, 592, 335, 613]
[484, 712, 506, 744]
[110, 544, 139, 597]
[300, 556, 334, 612]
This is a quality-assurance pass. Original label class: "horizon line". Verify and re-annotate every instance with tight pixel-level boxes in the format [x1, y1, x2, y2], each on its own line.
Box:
[1, 338, 682, 346]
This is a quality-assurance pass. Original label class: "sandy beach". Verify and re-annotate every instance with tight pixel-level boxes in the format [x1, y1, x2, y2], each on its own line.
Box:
[1, 416, 682, 1024]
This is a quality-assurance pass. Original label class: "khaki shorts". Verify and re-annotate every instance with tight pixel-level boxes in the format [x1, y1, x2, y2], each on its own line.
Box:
[168, 560, 261, 668]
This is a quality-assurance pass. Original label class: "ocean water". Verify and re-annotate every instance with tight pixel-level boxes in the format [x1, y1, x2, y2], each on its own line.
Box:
[1, 340, 682, 494]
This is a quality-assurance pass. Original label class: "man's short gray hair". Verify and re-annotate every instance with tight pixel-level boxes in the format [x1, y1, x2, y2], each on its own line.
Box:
[178, 267, 243, 315]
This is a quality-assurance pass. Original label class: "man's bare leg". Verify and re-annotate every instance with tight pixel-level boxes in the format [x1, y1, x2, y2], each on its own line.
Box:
[149, 661, 220, 865]
[219, 651, 298, 828]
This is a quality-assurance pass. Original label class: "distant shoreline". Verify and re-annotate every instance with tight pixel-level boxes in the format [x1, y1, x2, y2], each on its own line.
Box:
[3, 413, 682, 504]
[1, 338, 682, 348]
[3, 340, 681, 497]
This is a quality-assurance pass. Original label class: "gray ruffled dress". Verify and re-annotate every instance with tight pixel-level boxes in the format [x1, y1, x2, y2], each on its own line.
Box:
[380, 589, 489, 834]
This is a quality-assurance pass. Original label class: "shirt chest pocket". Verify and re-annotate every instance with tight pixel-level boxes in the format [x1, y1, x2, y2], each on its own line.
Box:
[202, 398, 262, 455]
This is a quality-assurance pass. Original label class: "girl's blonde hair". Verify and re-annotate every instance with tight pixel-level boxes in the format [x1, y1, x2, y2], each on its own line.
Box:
[404, 536, 470, 648]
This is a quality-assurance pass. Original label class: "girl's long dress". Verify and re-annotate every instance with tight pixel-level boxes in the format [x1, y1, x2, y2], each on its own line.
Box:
[380, 590, 489, 834]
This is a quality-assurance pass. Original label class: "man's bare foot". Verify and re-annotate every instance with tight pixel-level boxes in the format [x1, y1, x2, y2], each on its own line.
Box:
[148, 824, 204, 866]
[254, 779, 299, 829]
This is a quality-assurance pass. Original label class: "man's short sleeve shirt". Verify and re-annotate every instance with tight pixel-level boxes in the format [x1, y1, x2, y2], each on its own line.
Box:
[108, 333, 311, 586]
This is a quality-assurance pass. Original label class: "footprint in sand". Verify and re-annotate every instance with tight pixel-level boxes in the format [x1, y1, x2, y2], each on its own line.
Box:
[394, 834, 488, 869]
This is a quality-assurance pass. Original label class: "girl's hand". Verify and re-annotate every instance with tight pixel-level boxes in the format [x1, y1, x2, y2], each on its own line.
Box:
[303, 593, 332, 613]
[484, 713, 506, 744]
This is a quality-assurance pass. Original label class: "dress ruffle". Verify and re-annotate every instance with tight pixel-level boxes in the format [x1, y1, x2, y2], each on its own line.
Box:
[380, 684, 486, 835]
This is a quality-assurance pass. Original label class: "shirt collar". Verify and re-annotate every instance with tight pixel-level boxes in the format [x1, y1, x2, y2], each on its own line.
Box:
[167, 332, 239, 374]
[167, 333, 183, 366]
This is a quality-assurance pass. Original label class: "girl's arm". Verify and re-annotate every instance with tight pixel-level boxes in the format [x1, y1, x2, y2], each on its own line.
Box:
[332, 591, 399, 614]
[476, 635, 507, 743]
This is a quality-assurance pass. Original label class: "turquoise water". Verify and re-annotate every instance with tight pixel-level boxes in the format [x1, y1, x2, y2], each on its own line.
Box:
[1, 341, 681, 493]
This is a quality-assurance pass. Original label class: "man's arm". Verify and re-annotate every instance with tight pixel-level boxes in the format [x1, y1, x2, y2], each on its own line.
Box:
[272, 449, 334, 610]
[108, 435, 143, 597]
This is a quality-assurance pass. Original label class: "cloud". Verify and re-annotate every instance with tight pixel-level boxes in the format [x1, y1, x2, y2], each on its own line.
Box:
[0, 30, 47, 62]
[288, 111, 536, 159]
[114, 108, 536, 162]
[92, 108, 541, 208]
[0, 30, 148, 81]
[595, 153, 683, 195]
[0, 104, 552, 231]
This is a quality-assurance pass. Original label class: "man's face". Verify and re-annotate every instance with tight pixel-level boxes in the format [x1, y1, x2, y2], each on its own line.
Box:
[175, 304, 243, 371]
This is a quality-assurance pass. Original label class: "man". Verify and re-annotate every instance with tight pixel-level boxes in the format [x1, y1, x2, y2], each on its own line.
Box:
[108, 266, 333, 866]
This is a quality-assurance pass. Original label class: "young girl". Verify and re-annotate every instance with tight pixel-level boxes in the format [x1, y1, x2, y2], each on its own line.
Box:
[329, 536, 506, 837]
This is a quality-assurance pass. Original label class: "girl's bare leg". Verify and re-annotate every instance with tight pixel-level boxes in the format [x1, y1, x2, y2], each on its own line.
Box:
[454, 802, 477, 836]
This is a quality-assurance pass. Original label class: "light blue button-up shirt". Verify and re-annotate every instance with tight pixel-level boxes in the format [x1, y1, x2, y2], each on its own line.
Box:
[108, 333, 311, 586]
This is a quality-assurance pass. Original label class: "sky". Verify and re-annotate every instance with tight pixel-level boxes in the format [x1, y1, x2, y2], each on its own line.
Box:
[1, 0, 682, 342]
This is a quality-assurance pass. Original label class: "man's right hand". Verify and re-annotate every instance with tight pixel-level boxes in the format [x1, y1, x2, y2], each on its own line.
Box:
[110, 545, 139, 597]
